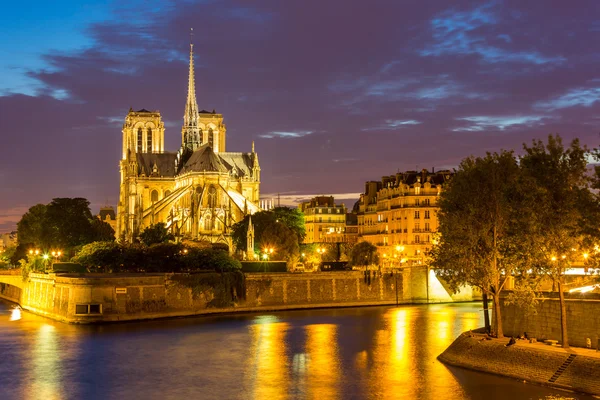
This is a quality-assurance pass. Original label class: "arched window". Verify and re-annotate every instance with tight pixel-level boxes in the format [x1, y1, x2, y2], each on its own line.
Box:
[208, 185, 217, 208]
[208, 128, 214, 148]
[199, 128, 203, 144]
[147, 128, 153, 152]
[164, 190, 171, 198]
[204, 215, 212, 231]
[151, 190, 159, 203]
[137, 128, 143, 152]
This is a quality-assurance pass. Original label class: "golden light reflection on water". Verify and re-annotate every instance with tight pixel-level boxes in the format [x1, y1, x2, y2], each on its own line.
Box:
[247, 320, 290, 400]
[25, 324, 62, 400]
[305, 324, 339, 400]
[367, 308, 415, 400]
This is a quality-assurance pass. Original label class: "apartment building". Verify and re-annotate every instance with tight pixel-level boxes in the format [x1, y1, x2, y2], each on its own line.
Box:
[357, 169, 452, 267]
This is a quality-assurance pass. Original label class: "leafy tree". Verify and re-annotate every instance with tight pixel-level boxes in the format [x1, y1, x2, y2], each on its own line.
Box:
[139, 223, 174, 246]
[431, 150, 535, 338]
[260, 221, 300, 268]
[231, 207, 305, 253]
[72, 241, 122, 272]
[520, 135, 600, 348]
[90, 219, 116, 242]
[45, 198, 99, 249]
[350, 241, 379, 268]
[0, 246, 15, 269]
[16, 198, 105, 261]
[16, 204, 49, 257]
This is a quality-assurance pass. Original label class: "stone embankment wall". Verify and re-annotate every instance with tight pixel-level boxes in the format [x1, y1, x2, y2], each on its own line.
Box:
[0, 281, 21, 303]
[501, 293, 600, 349]
[6, 271, 406, 323]
[439, 333, 600, 396]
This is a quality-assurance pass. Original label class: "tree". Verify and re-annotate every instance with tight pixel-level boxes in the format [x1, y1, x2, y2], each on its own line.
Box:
[350, 241, 379, 268]
[90, 219, 116, 242]
[431, 150, 535, 338]
[72, 241, 122, 272]
[16, 204, 49, 256]
[260, 221, 300, 268]
[231, 207, 305, 253]
[139, 223, 174, 246]
[45, 198, 99, 249]
[16, 198, 103, 261]
[520, 135, 600, 349]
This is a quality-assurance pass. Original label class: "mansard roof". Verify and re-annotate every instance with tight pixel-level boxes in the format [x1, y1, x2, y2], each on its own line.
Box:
[136, 152, 177, 177]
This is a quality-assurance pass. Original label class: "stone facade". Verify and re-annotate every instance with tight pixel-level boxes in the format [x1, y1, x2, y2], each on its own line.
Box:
[357, 169, 452, 267]
[501, 293, 600, 349]
[439, 332, 600, 396]
[300, 196, 348, 243]
[116, 42, 261, 247]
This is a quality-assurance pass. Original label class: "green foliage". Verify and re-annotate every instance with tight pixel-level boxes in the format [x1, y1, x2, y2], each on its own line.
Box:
[430, 150, 534, 337]
[350, 241, 379, 267]
[71, 241, 240, 274]
[19, 254, 46, 280]
[16, 204, 49, 255]
[139, 223, 174, 246]
[260, 221, 300, 265]
[15, 198, 113, 262]
[520, 135, 599, 274]
[90, 219, 115, 242]
[230, 207, 306, 253]
[0, 246, 15, 269]
[72, 241, 123, 272]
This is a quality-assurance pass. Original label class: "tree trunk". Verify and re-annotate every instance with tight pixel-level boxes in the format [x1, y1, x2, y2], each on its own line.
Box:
[558, 278, 569, 349]
[493, 294, 504, 338]
[482, 292, 491, 333]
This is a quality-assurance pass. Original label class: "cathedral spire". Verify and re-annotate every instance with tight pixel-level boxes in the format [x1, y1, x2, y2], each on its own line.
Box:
[182, 28, 201, 150]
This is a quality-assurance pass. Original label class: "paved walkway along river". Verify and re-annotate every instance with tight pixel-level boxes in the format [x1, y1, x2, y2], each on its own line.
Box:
[0, 300, 594, 399]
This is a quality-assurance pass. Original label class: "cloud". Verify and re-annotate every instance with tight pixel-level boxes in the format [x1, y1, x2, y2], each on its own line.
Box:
[362, 119, 421, 132]
[421, 2, 565, 65]
[452, 115, 548, 132]
[258, 130, 314, 139]
[534, 87, 600, 110]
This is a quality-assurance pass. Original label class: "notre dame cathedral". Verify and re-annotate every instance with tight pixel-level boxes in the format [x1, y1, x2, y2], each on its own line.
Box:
[116, 41, 261, 247]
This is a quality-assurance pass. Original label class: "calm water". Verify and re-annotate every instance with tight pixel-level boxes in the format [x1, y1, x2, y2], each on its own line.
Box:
[0, 301, 593, 400]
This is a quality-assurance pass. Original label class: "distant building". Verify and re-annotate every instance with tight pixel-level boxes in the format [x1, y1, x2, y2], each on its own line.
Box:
[344, 212, 359, 244]
[97, 206, 117, 236]
[300, 196, 349, 243]
[357, 169, 453, 267]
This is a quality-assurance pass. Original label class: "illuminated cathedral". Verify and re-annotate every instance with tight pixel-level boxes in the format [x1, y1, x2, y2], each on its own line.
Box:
[116, 41, 261, 246]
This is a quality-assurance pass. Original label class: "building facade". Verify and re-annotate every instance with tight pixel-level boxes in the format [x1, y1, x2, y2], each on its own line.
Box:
[357, 169, 452, 268]
[300, 196, 350, 243]
[116, 42, 261, 246]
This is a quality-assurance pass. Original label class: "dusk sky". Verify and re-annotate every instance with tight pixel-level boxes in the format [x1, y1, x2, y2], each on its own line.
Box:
[2, 0, 600, 231]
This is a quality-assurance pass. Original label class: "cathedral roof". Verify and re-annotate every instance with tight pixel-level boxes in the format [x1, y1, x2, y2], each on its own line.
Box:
[180, 145, 229, 173]
[218, 152, 253, 177]
[137, 153, 177, 177]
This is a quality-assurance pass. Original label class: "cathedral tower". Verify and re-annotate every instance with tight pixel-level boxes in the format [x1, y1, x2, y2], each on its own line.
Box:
[182, 39, 201, 151]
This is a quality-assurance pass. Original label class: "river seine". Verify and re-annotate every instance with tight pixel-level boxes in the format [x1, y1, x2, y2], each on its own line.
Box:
[0, 300, 593, 399]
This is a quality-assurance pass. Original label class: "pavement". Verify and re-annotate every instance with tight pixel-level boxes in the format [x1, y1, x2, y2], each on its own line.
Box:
[470, 332, 600, 359]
